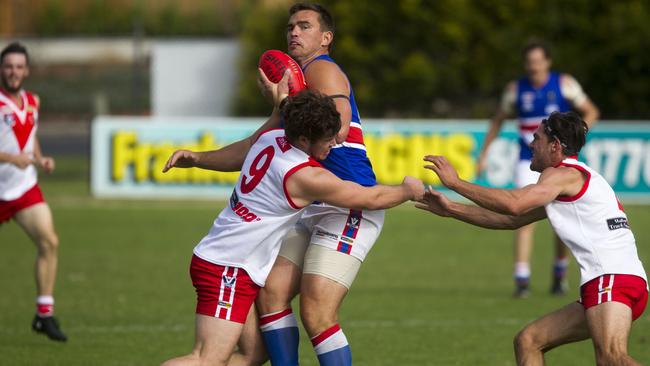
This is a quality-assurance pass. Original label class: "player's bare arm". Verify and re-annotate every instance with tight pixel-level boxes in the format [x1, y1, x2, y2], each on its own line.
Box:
[560, 74, 600, 126]
[477, 109, 508, 175]
[477, 81, 515, 175]
[286, 166, 423, 210]
[415, 186, 547, 229]
[34, 139, 55, 173]
[424, 155, 584, 215]
[162, 111, 279, 173]
[0, 151, 32, 169]
[163, 70, 291, 173]
[575, 97, 599, 127]
[304, 61, 352, 143]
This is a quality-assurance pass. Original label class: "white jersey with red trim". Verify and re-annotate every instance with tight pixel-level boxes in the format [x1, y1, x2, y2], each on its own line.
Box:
[193, 129, 321, 286]
[0, 90, 39, 200]
[544, 158, 647, 286]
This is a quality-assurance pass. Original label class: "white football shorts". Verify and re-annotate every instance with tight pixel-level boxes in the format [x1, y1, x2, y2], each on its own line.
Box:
[278, 203, 385, 288]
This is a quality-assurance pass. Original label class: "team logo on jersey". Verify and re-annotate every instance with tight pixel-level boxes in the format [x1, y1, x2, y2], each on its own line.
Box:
[521, 92, 535, 112]
[276, 136, 292, 152]
[222, 275, 237, 289]
[3, 113, 15, 127]
[606, 217, 629, 230]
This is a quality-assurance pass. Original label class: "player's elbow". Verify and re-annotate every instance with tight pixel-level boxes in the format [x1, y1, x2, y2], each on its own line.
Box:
[591, 107, 601, 124]
[503, 219, 523, 230]
[504, 202, 525, 216]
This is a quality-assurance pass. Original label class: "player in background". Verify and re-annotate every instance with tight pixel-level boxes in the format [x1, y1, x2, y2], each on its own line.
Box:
[418, 111, 647, 366]
[477, 40, 600, 297]
[160, 90, 424, 366]
[166, 3, 383, 365]
[0, 42, 67, 341]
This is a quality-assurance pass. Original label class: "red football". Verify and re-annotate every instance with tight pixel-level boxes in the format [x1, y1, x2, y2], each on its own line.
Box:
[258, 50, 307, 96]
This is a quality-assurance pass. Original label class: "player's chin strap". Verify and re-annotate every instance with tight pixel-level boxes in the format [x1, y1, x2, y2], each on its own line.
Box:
[328, 94, 350, 101]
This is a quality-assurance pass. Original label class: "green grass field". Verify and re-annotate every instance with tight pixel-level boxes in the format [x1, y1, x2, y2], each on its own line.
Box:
[1, 157, 649, 365]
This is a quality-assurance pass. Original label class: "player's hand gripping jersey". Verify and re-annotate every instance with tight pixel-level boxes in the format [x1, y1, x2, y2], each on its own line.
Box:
[544, 158, 647, 286]
[0, 90, 39, 200]
[193, 129, 321, 286]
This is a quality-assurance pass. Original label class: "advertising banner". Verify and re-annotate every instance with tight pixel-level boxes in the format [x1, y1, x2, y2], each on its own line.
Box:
[91, 117, 650, 202]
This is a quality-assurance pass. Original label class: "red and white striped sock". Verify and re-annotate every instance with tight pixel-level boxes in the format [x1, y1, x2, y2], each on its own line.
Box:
[36, 295, 54, 317]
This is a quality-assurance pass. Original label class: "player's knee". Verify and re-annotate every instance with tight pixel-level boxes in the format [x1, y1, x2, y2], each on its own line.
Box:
[236, 338, 268, 366]
[40, 232, 59, 253]
[513, 327, 539, 352]
[197, 354, 229, 366]
[299, 299, 337, 333]
[595, 347, 629, 366]
[257, 286, 290, 313]
[160, 360, 178, 366]
[240, 350, 268, 366]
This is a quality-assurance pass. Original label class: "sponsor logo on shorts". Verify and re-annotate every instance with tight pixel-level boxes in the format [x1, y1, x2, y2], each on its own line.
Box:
[339, 236, 354, 244]
[222, 275, 236, 288]
[315, 229, 339, 241]
[606, 217, 629, 230]
[598, 287, 611, 294]
[218, 301, 232, 308]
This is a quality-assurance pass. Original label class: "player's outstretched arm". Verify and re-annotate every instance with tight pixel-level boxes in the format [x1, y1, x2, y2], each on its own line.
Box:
[287, 167, 424, 210]
[424, 155, 568, 216]
[415, 186, 546, 229]
[162, 119, 272, 173]
[163, 70, 291, 173]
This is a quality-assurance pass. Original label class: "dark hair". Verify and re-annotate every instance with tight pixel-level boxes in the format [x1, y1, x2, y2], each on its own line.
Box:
[1, 42, 29, 64]
[282, 90, 341, 144]
[522, 39, 551, 60]
[289, 3, 335, 51]
[541, 111, 588, 156]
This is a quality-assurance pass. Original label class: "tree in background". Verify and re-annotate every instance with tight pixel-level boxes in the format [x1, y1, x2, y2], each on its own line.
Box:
[234, 0, 650, 119]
